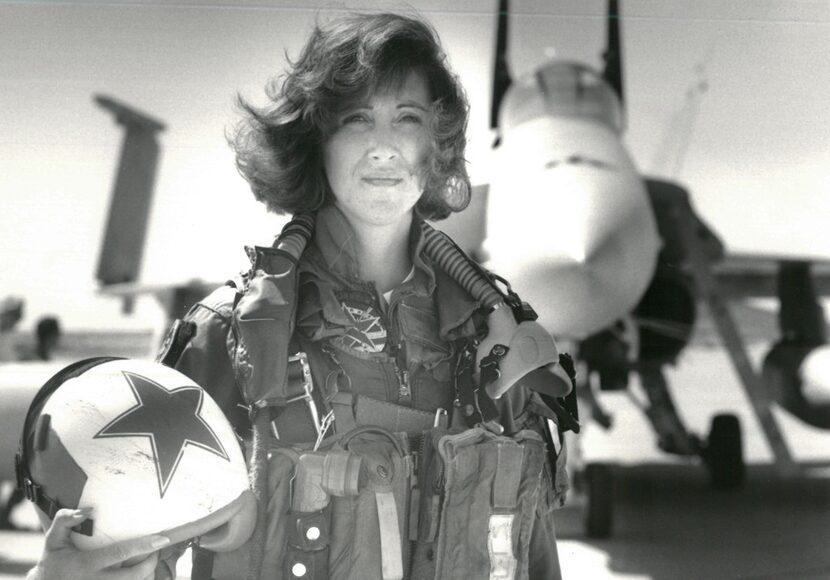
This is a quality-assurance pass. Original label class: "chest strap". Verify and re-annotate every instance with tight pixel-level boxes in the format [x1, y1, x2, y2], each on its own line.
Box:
[330, 392, 449, 438]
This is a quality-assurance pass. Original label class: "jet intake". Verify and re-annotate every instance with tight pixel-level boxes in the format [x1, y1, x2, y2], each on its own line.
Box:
[634, 272, 696, 364]
[762, 342, 830, 429]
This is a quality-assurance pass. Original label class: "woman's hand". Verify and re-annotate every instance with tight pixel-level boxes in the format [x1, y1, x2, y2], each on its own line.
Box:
[27, 508, 171, 580]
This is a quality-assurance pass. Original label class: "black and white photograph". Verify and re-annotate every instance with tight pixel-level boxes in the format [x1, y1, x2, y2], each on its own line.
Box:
[2, 1, 829, 578]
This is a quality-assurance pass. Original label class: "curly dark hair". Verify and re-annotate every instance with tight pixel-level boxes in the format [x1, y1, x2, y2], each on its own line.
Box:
[230, 12, 471, 220]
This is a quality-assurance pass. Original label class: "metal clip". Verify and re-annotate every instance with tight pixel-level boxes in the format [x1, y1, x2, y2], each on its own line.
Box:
[286, 351, 328, 438]
[22, 478, 40, 503]
[313, 410, 335, 451]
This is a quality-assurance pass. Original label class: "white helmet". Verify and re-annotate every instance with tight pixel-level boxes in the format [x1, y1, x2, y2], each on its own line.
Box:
[16, 357, 256, 551]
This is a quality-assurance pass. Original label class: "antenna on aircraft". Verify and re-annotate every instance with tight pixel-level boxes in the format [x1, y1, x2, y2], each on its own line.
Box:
[490, 0, 513, 146]
[94, 94, 166, 313]
[602, 0, 624, 107]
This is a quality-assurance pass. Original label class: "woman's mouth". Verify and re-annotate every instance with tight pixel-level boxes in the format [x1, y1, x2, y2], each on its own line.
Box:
[362, 177, 403, 186]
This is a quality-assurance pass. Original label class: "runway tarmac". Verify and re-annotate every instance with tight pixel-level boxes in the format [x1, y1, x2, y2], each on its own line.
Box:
[557, 464, 830, 579]
[3, 461, 828, 580]
[1, 341, 829, 578]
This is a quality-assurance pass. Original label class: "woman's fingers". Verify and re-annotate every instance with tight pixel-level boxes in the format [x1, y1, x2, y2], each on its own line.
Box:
[43, 509, 91, 551]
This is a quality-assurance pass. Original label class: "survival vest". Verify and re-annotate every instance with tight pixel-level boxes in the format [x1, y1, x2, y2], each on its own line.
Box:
[157, 211, 578, 580]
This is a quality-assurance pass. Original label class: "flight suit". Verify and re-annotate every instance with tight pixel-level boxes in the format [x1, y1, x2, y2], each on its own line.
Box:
[164, 206, 567, 579]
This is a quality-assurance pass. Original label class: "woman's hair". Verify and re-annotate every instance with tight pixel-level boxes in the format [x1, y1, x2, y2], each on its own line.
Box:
[230, 12, 471, 220]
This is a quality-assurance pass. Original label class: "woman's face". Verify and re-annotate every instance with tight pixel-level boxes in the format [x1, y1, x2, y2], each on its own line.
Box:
[323, 71, 432, 229]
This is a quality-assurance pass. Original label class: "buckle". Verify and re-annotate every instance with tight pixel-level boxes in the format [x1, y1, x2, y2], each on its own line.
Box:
[286, 352, 313, 404]
[22, 478, 40, 503]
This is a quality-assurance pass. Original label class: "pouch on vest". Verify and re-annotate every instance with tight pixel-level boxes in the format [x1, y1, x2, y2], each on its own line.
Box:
[234, 246, 300, 408]
[211, 426, 411, 580]
[210, 448, 297, 580]
[411, 427, 547, 580]
[328, 427, 412, 580]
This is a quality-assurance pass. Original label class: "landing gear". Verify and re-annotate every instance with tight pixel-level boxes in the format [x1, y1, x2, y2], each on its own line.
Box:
[703, 413, 745, 490]
[584, 462, 614, 538]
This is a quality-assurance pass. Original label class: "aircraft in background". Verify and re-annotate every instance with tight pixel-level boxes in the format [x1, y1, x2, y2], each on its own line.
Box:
[441, 0, 830, 537]
[3, 0, 830, 538]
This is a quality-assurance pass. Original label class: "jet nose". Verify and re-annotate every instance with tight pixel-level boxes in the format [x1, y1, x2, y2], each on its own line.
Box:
[484, 116, 660, 338]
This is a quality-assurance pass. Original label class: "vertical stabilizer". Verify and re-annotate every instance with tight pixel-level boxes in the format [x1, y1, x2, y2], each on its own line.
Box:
[490, 0, 513, 137]
[602, 0, 624, 107]
[94, 95, 166, 301]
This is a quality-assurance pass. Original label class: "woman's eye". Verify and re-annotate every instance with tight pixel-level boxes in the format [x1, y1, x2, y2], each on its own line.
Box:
[398, 113, 423, 124]
[342, 113, 369, 125]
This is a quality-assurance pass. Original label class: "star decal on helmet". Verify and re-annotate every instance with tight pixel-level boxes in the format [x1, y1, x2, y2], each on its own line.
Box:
[94, 371, 230, 498]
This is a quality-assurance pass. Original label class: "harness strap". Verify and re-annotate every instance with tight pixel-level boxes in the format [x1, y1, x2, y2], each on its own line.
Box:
[191, 548, 215, 580]
[488, 441, 524, 580]
[354, 395, 449, 434]
[330, 392, 357, 434]
[376, 491, 404, 580]
[492, 442, 523, 510]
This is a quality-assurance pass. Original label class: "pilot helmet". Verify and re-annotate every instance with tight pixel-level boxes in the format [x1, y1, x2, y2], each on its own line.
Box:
[16, 357, 256, 552]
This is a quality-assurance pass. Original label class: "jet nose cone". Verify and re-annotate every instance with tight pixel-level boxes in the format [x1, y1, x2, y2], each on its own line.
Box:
[485, 117, 660, 338]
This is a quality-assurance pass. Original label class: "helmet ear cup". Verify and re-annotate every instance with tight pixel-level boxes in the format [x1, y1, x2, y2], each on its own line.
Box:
[198, 489, 257, 551]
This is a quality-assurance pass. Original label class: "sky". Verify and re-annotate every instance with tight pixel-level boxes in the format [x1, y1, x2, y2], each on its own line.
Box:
[1, 0, 829, 330]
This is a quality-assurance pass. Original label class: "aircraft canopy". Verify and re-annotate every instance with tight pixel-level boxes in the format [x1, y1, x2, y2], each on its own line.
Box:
[500, 62, 624, 134]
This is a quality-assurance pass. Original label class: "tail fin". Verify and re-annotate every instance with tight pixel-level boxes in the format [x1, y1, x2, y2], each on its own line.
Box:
[490, 0, 513, 141]
[94, 95, 166, 309]
[602, 0, 625, 107]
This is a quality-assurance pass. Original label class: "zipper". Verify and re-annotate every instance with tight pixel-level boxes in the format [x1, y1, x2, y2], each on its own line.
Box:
[384, 294, 412, 406]
[395, 363, 411, 404]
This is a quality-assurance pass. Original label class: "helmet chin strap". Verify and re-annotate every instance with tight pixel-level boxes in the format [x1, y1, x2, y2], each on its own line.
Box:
[16, 357, 123, 536]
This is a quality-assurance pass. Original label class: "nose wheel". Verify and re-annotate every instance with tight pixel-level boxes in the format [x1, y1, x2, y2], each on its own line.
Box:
[584, 462, 614, 538]
[702, 413, 745, 490]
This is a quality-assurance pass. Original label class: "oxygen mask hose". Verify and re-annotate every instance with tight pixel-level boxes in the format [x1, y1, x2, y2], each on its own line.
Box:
[420, 222, 571, 402]
[274, 212, 315, 261]
[420, 221, 503, 310]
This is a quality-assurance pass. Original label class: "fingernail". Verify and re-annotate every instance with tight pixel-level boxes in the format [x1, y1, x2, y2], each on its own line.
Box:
[150, 535, 171, 549]
[73, 507, 92, 518]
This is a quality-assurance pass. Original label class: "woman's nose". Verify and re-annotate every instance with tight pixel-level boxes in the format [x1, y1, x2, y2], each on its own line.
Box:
[368, 127, 399, 161]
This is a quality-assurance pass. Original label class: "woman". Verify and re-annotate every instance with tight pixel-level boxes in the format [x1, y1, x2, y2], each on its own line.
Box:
[32, 11, 567, 580]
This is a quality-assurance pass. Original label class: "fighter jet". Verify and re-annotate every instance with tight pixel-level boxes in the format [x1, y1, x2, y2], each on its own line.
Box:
[438, 0, 830, 537]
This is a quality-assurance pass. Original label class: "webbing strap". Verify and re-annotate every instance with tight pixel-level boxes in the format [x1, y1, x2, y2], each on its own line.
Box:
[355, 396, 449, 434]
[492, 442, 524, 510]
[191, 548, 215, 580]
[330, 392, 449, 436]
[330, 392, 357, 434]
[375, 491, 404, 580]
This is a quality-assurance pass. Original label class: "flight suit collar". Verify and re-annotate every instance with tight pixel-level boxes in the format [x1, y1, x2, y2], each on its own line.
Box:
[298, 205, 481, 341]
[307, 205, 436, 295]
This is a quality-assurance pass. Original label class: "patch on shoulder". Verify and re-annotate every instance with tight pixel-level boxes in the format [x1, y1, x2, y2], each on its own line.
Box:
[331, 296, 387, 354]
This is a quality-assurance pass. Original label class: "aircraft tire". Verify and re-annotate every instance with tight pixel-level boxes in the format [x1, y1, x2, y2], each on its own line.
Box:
[705, 413, 745, 490]
[584, 462, 614, 538]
